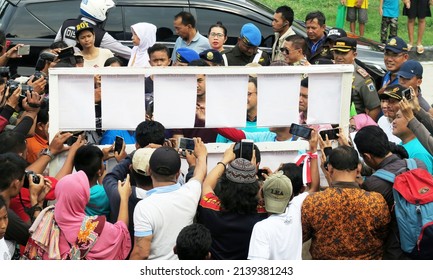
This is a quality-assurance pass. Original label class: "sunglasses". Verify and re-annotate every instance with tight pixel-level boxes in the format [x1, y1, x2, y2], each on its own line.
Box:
[280, 47, 290, 54]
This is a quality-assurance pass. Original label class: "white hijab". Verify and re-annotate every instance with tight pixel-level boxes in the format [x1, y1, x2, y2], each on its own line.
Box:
[128, 22, 157, 67]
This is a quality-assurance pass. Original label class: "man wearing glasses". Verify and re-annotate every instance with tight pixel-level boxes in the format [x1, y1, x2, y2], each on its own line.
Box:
[332, 37, 381, 121]
[222, 23, 270, 66]
[281, 34, 309, 66]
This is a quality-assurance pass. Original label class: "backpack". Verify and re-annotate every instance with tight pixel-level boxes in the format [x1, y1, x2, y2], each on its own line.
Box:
[373, 158, 433, 259]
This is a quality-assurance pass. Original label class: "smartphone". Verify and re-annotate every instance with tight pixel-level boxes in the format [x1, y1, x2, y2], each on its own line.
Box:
[64, 131, 86, 146]
[289, 123, 313, 140]
[17, 45, 30, 56]
[179, 137, 195, 151]
[402, 87, 412, 100]
[257, 168, 269, 181]
[57, 46, 74, 59]
[240, 139, 254, 161]
[114, 136, 124, 154]
[319, 128, 340, 140]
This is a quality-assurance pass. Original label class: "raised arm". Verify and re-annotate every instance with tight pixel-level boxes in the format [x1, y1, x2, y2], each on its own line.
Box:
[201, 144, 235, 196]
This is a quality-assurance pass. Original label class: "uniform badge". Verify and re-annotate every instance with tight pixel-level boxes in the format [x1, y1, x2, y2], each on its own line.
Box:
[367, 81, 376, 92]
[206, 52, 214, 60]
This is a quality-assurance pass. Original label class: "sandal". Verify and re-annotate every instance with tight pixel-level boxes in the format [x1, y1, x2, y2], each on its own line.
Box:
[417, 45, 425, 54]
[407, 43, 413, 51]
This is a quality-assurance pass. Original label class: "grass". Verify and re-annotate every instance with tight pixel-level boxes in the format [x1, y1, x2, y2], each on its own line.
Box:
[259, 0, 433, 46]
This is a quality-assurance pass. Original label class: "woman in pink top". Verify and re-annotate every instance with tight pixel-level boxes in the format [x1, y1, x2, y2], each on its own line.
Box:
[53, 171, 132, 260]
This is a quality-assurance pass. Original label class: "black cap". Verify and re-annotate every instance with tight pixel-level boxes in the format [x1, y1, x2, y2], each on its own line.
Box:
[384, 37, 408, 54]
[199, 49, 223, 65]
[75, 21, 94, 38]
[326, 28, 347, 42]
[149, 147, 181, 176]
[331, 37, 357, 52]
[379, 84, 407, 101]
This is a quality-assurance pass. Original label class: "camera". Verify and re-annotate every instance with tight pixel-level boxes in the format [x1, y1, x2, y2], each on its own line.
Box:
[23, 170, 41, 189]
[289, 123, 313, 140]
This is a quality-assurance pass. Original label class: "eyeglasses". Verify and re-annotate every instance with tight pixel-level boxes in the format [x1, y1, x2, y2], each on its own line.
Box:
[209, 32, 224, 38]
[384, 51, 405, 58]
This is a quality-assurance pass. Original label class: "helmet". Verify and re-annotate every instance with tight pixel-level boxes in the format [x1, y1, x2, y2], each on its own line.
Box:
[80, 0, 115, 22]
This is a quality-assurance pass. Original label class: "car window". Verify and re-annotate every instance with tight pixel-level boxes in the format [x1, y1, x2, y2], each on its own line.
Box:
[194, 8, 274, 47]
[111, 6, 183, 42]
[7, 1, 79, 38]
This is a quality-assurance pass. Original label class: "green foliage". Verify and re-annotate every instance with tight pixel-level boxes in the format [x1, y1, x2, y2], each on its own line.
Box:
[259, 0, 433, 46]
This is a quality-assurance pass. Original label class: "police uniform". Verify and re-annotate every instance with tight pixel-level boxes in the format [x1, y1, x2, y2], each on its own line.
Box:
[352, 62, 380, 114]
[331, 37, 380, 115]
[54, 17, 131, 60]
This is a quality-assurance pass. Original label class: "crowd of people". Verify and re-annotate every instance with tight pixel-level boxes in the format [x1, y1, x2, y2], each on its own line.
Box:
[0, 0, 432, 260]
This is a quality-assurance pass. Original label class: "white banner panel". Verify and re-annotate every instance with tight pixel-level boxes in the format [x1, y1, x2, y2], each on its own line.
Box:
[101, 75, 146, 129]
[58, 75, 95, 130]
[307, 73, 342, 124]
[153, 74, 197, 128]
[205, 75, 248, 128]
[257, 74, 301, 127]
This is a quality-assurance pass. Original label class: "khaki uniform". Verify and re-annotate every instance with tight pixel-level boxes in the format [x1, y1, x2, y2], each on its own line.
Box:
[352, 63, 380, 114]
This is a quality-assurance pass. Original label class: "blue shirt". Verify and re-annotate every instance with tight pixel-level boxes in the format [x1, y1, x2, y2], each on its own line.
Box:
[382, 71, 399, 88]
[402, 138, 433, 174]
[382, 0, 399, 18]
[216, 120, 269, 143]
[171, 31, 210, 62]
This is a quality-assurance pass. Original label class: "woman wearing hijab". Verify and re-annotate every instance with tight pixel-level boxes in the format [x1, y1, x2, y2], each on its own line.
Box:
[52, 171, 132, 260]
[128, 22, 157, 67]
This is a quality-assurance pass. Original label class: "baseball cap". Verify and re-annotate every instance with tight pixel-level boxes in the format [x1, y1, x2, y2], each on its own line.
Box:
[149, 147, 181, 176]
[176, 48, 200, 63]
[132, 148, 155, 176]
[326, 28, 347, 42]
[75, 21, 94, 38]
[262, 171, 293, 214]
[240, 23, 262, 47]
[396, 60, 423, 79]
[330, 37, 357, 52]
[379, 84, 407, 100]
[385, 37, 408, 54]
[199, 49, 223, 65]
[225, 158, 257, 183]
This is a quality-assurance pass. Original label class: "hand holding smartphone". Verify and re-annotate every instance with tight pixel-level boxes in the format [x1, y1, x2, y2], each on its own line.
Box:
[319, 128, 340, 140]
[17, 45, 30, 56]
[114, 136, 124, 154]
[290, 123, 313, 140]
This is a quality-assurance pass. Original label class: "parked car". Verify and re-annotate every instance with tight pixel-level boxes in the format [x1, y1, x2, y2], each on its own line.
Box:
[0, 0, 385, 83]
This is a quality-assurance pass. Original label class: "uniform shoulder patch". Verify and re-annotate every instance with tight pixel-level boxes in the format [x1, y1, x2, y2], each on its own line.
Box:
[366, 81, 376, 92]
[356, 67, 369, 78]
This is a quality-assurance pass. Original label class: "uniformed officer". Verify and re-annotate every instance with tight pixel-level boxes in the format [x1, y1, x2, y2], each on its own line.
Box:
[331, 37, 381, 121]
[222, 23, 270, 66]
[54, 0, 131, 60]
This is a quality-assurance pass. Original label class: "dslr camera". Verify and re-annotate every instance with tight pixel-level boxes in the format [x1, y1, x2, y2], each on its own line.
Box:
[23, 170, 41, 189]
[6, 80, 33, 107]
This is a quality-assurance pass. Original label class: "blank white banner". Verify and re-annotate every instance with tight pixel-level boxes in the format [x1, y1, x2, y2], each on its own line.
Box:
[307, 73, 342, 124]
[153, 74, 197, 128]
[205, 75, 249, 128]
[257, 74, 301, 127]
[58, 75, 95, 130]
[101, 75, 146, 129]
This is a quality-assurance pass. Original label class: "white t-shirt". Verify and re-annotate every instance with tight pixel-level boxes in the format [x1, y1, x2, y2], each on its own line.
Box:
[0, 238, 11, 260]
[248, 192, 309, 260]
[378, 115, 401, 144]
[133, 179, 201, 260]
[83, 48, 114, 68]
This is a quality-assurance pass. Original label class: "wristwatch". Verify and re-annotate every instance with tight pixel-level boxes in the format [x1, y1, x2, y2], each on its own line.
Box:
[40, 148, 54, 160]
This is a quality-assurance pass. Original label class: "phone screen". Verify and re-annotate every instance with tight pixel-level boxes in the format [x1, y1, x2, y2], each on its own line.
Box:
[402, 88, 412, 100]
[319, 128, 339, 140]
[179, 138, 195, 151]
[114, 136, 124, 154]
[290, 123, 312, 139]
[240, 140, 254, 161]
[17, 45, 30, 56]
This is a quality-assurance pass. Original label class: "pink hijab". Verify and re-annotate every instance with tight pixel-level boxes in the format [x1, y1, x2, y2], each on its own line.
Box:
[54, 171, 131, 260]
